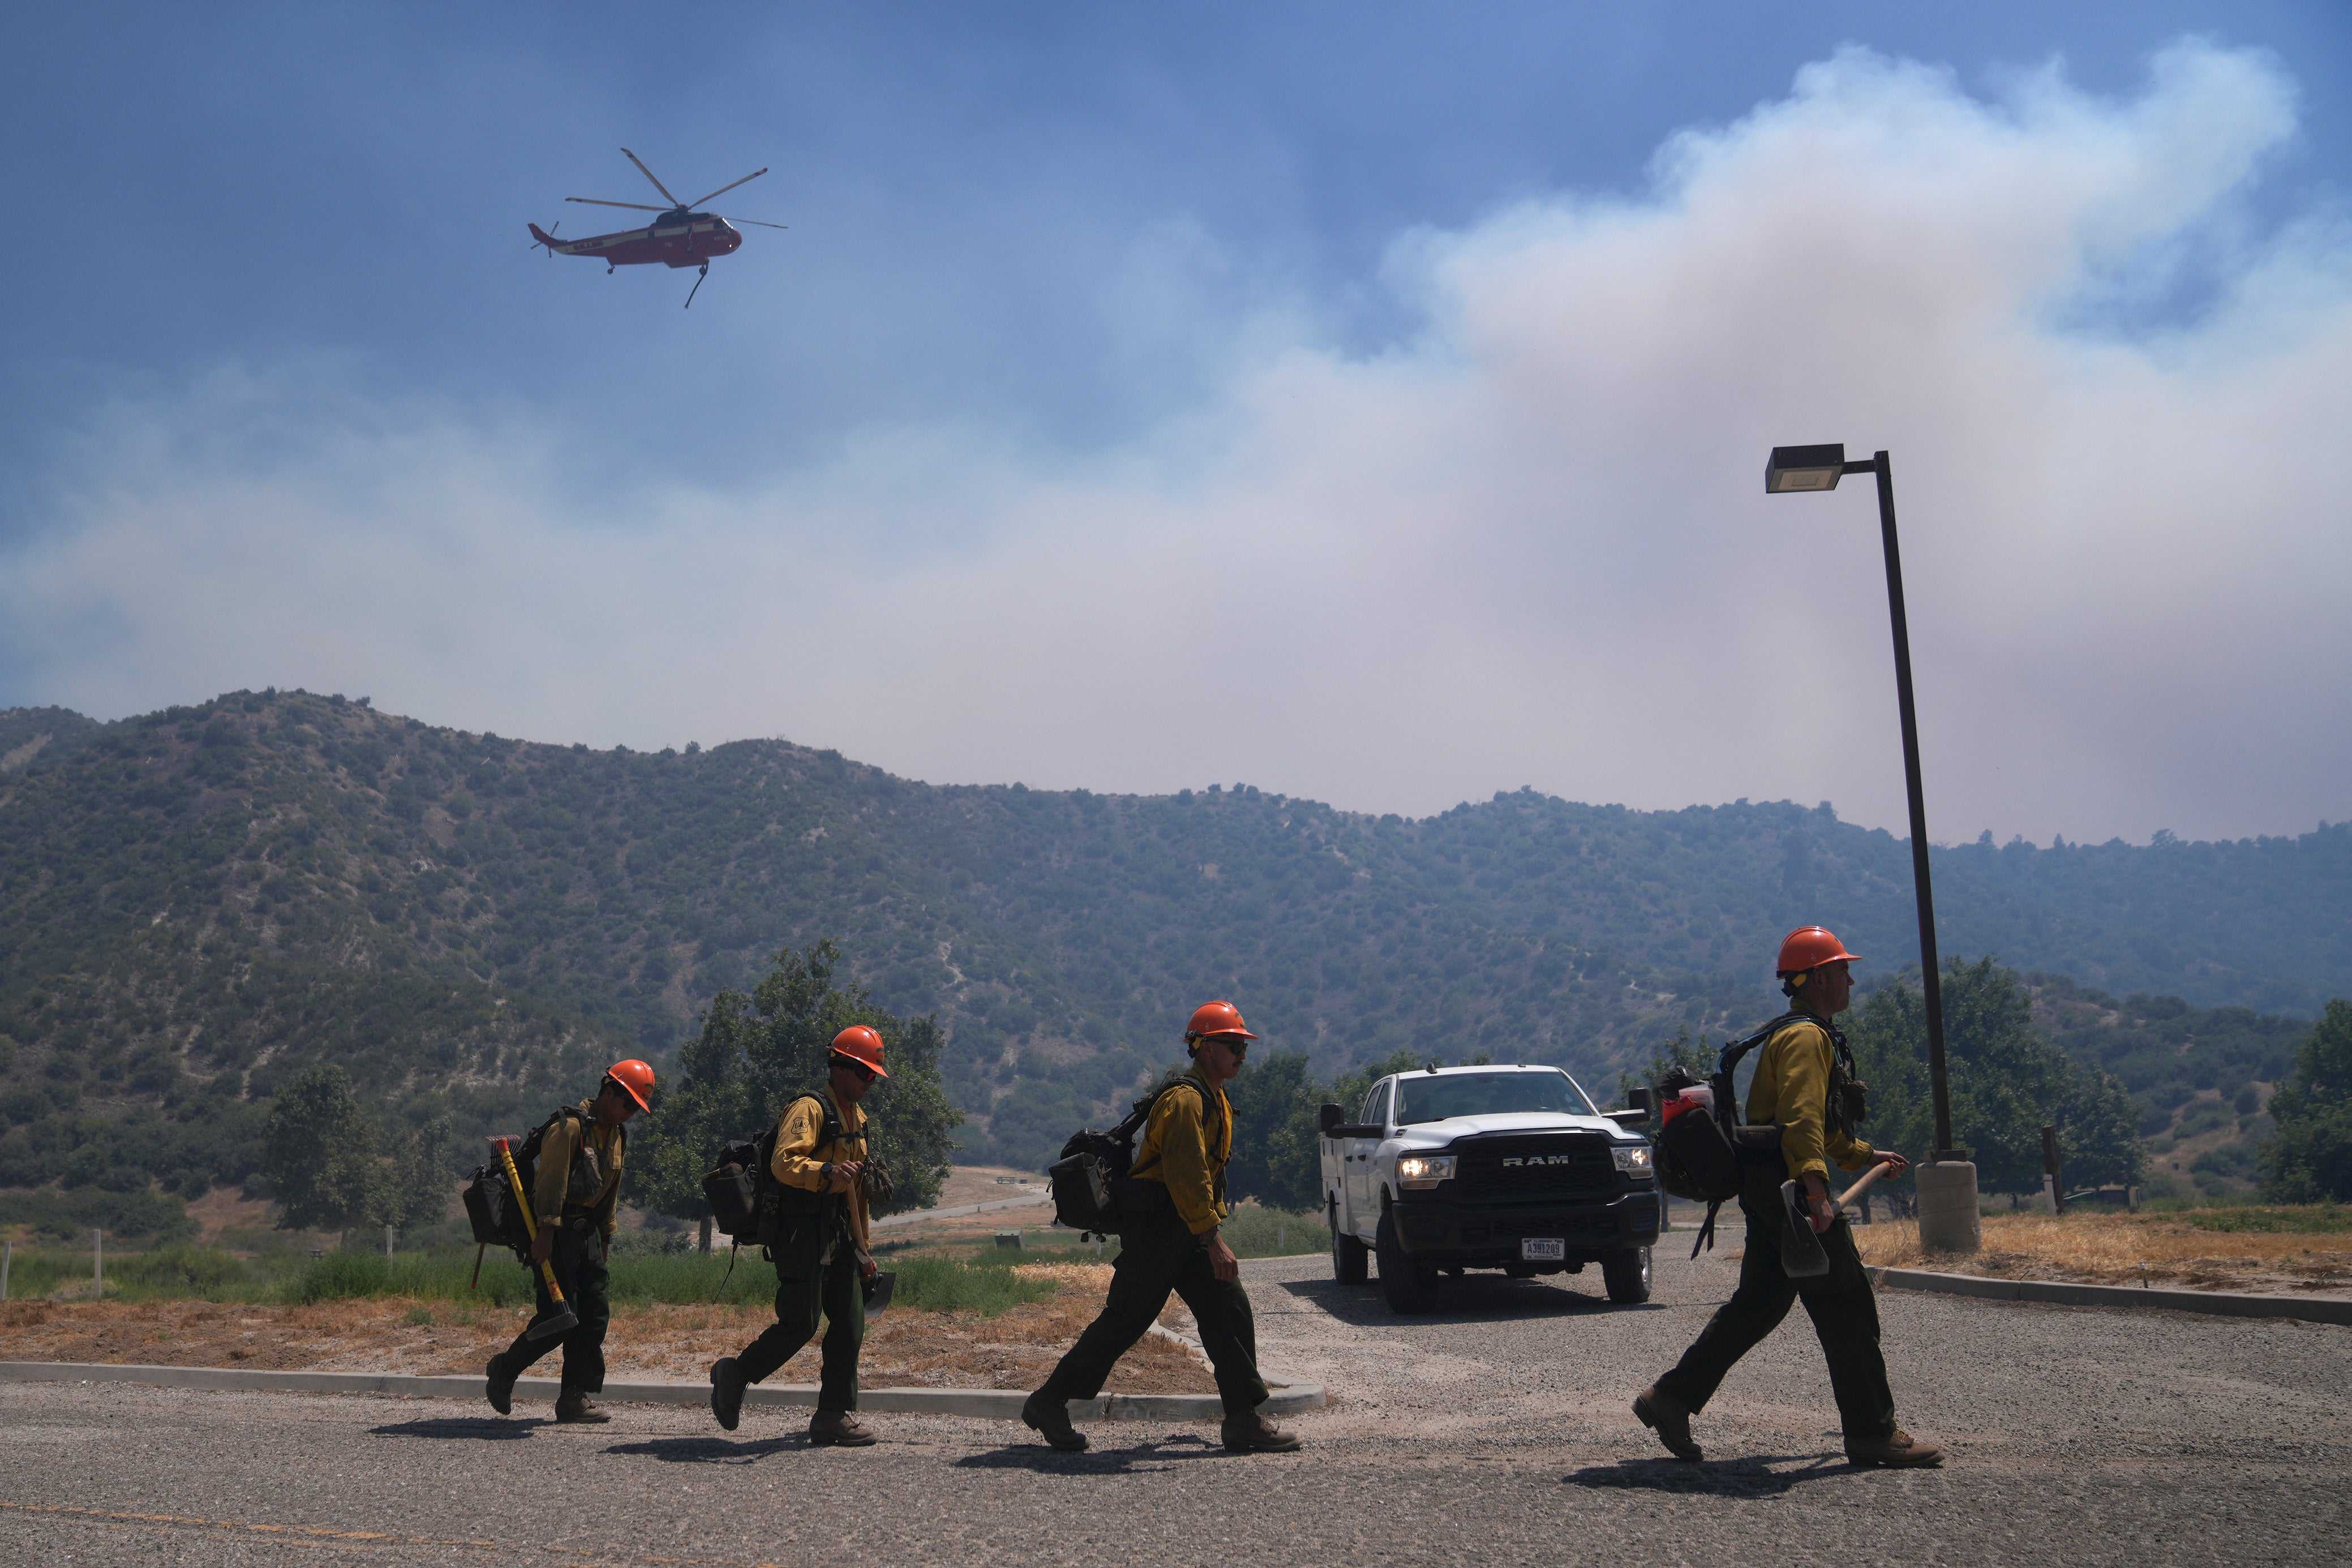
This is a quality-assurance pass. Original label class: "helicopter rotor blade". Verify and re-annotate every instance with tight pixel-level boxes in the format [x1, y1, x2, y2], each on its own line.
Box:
[686, 167, 767, 208]
[620, 148, 681, 206]
[713, 214, 789, 230]
[566, 197, 668, 212]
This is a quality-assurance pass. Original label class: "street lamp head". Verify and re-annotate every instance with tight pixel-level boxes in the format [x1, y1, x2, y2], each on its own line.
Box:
[1765, 443, 1847, 494]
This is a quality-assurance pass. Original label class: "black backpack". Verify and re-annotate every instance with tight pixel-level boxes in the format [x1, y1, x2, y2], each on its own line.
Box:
[463, 1106, 583, 1256]
[1048, 1076, 1216, 1236]
[1655, 1011, 1865, 1256]
[703, 1092, 895, 1250]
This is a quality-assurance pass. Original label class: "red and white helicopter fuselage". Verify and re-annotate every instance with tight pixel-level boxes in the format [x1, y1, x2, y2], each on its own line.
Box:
[529, 149, 782, 304]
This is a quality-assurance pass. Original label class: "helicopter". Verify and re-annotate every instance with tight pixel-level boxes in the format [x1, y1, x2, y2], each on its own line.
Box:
[529, 149, 786, 307]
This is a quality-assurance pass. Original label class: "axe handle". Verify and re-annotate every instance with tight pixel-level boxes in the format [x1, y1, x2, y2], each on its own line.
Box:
[496, 1138, 569, 1307]
[1836, 1160, 1893, 1209]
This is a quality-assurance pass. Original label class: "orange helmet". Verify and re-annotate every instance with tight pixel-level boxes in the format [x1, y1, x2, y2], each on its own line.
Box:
[830, 1025, 890, 1079]
[1184, 1000, 1258, 1046]
[1776, 926, 1861, 976]
[605, 1059, 656, 1111]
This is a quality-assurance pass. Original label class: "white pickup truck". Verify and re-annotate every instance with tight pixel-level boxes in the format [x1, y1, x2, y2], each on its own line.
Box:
[1319, 1063, 1660, 1314]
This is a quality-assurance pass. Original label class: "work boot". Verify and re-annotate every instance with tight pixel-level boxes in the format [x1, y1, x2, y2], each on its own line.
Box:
[1845, 1428, 1943, 1468]
[484, 1355, 517, 1417]
[709, 1357, 746, 1432]
[1020, 1391, 1088, 1452]
[1220, 1411, 1303, 1453]
[1633, 1385, 1701, 1463]
[553, 1393, 611, 1424]
[808, 1409, 875, 1447]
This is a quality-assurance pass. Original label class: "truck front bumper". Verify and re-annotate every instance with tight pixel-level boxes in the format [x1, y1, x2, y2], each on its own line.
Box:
[1391, 1188, 1660, 1268]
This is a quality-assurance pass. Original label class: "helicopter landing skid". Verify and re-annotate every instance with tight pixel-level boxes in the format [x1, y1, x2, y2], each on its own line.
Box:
[684, 261, 709, 309]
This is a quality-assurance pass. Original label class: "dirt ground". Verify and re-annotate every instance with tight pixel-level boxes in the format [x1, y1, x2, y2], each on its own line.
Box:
[1844, 1211, 2352, 1296]
[0, 1262, 1214, 1393]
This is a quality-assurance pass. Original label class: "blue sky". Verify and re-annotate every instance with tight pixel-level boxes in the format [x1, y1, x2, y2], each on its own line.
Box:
[4, 3, 2349, 846]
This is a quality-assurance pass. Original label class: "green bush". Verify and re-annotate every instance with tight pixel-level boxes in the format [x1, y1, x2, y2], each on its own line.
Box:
[109, 1244, 252, 1299]
[1217, 1204, 1327, 1258]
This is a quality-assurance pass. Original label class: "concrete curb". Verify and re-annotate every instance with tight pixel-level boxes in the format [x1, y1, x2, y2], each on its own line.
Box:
[0, 1361, 1326, 1420]
[1867, 1266, 2352, 1326]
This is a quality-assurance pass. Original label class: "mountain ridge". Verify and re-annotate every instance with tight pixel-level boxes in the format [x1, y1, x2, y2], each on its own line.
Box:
[2, 689, 2346, 1180]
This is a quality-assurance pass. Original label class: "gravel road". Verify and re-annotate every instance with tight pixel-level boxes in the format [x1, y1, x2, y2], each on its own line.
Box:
[3, 1242, 2344, 1566]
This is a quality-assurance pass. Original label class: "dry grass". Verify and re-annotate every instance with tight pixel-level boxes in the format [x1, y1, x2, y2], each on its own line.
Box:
[0, 1267, 1216, 1394]
[1851, 1212, 2352, 1295]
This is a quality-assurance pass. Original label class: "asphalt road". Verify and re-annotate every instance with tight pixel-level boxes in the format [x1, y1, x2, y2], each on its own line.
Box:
[3, 1241, 2345, 1566]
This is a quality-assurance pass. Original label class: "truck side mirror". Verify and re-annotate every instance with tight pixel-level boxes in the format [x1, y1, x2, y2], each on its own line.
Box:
[1626, 1086, 1655, 1118]
[1319, 1102, 1343, 1136]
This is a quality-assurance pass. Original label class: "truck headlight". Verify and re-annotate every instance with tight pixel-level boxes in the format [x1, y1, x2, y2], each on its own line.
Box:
[1612, 1145, 1655, 1176]
[1396, 1154, 1456, 1189]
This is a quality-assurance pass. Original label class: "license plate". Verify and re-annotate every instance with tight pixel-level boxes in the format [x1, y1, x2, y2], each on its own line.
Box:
[1521, 1238, 1565, 1261]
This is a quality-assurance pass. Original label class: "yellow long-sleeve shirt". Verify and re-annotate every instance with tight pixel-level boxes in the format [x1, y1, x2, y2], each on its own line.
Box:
[530, 1102, 626, 1238]
[1746, 1016, 1874, 1183]
[769, 1089, 870, 1252]
[1128, 1073, 1231, 1236]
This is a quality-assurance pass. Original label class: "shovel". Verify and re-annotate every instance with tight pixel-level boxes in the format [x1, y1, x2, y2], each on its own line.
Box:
[1778, 1180, 1832, 1279]
[495, 1136, 580, 1343]
[862, 1269, 897, 1319]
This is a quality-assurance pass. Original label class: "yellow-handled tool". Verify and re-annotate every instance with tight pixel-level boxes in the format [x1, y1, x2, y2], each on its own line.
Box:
[497, 1135, 579, 1343]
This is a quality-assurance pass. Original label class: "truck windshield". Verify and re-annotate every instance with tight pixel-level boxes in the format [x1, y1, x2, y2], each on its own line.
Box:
[1393, 1071, 1596, 1125]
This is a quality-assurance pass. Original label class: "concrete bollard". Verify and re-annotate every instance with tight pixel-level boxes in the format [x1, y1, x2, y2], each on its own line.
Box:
[1915, 1161, 1981, 1253]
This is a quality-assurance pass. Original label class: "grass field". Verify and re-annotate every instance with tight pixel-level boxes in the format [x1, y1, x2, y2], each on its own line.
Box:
[0, 1202, 1331, 1312]
[1851, 1204, 2352, 1292]
[0, 1239, 1062, 1316]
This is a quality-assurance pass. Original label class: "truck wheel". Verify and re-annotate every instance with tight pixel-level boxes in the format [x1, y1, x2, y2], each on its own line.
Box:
[1376, 1210, 1440, 1314]
[1332, 1225, 1369, 1285]
[1603, 1244, 1653, 1304]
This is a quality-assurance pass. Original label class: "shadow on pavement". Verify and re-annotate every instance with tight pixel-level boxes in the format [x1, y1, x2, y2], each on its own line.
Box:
[1281, 1274, 1664, 1327]
[370, 1417, 547, 1441]
[1565, 1455, 1849, 1497]
[604, 1436, 799, 1464]
[955, 1433, 1232, 1475]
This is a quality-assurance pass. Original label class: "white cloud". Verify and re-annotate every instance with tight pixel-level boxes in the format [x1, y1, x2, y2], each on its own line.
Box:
[7, 40, 2349, 845]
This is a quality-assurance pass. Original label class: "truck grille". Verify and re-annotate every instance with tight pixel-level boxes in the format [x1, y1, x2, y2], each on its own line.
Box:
[1454, 1134, 1615, 1199]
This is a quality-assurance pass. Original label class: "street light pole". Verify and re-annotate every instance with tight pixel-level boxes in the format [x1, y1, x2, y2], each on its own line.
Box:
[1765, 443, 1978, 1249]
[1852, 450, 1957, 1161]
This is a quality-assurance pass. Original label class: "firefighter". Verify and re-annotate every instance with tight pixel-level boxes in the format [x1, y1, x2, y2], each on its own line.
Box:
[1634, 927, 1941, 1467]
[484, 1059, 654, 1423]
[708, 1026, 886, 1446]
[1021, 1000, 1301, 1454]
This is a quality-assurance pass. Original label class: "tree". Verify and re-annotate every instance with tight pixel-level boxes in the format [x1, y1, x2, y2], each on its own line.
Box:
[1843, 957, 2145, 1191]
[628, 939, 962, 1222]
[2265, 999, 2352, 1202]
[259, 1064, 383, 1241]
[366, 1114, 454, 1234]
[1224, 1050, 1322, 1212]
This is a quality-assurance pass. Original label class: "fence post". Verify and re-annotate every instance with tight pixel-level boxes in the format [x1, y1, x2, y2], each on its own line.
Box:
[2, 1238, 11, 1302]
[94, 1228, 103, 1290]
[385, 1225, 395, 1260]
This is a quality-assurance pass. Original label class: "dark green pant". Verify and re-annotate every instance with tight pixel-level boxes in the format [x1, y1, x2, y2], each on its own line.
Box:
[1037, 1214, 1269, 1417]
[498, 1224, 611, 1394]
[733, 1215, 863, 1412]
[1654, 1162, 1896, 1441]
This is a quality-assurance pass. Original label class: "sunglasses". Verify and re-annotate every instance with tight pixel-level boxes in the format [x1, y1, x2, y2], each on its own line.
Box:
[836, 1056, 879, 1082]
